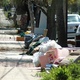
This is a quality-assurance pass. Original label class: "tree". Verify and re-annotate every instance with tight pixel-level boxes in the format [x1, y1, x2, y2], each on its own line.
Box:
[28, 0, 34, 33]
[68, 0, 80, 13]
[10, 0, 68, 46]
[56, 0, 67, 46]
[47, 0, 56, 40]
[36, 0, 67, 46]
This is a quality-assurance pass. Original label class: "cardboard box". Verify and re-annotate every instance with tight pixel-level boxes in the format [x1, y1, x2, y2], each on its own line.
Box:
[16, 37, 24, 41]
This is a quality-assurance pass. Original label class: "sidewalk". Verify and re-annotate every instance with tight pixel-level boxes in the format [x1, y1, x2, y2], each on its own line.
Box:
[0, 8, 14, 28]
[0, 8, 42, 80]
[0, 34, 42, 80]
[0, 33, 24, 49]
[0, 40, 42, 80]
[0, 41, 24, 49]
[0, 33, 41, 80]
[0, 66, 41, 80]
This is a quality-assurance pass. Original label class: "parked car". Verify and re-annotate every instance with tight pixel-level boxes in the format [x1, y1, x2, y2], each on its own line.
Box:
[67, 14, 80, 38]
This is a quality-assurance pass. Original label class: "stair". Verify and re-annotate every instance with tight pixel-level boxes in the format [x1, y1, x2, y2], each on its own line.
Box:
[0, 29, 34, 67]
[0, 54, 34, 67]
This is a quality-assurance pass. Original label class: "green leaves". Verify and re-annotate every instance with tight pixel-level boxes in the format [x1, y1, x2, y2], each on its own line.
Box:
[41, 62, 80, 80]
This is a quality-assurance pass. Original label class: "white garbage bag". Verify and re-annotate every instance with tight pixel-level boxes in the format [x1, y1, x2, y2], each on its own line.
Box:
[33, 52, 44, 67]
[39, 40, 62, 53]
[33, 40, 62, 67]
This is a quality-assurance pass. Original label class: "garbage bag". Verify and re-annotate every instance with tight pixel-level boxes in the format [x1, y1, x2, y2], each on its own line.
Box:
[26, 37, 49, 55]
[33, 52, 44, 67]
[24, 35, 33, 49]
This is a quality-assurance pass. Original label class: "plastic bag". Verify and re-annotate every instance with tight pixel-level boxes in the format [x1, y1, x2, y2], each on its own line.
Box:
[39, 40, 62, 53]
[33, 52, 44, 67]
[24, 35, 33, 49]
[39, 48, 69, 68]
[46, 48, 69, 63]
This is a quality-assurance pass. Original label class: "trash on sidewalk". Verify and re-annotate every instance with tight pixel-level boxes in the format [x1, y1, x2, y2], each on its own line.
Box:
[16, 37, 24, 41]
[32, 41, 80, 69]
[39, 48, 69, 68]
[32, 40, 62, 67]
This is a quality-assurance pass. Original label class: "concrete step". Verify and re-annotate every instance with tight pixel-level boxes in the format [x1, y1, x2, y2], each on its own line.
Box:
[0, 54, 34, 67]
[0, 41, 25, 49]
[0, 30, 18, 34]
[0, 34, 19, 41]
[0, 41, 24, 44]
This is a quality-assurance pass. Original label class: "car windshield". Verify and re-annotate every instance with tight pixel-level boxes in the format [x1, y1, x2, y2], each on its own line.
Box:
[68, 15, 80, 22]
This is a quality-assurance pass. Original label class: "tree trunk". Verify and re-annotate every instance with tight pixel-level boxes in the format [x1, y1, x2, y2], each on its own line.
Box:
[28, 0, 34, 33]
[63, 0, 68, 46]
[56, 0, 67, 47]
[47, 0, 56, 40]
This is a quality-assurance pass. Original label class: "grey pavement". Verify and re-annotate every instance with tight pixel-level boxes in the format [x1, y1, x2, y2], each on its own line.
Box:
[0, 37, 41, 80]
[0, 30, 18, 34]
[0, 66, 41, 80]
[0, 34, 42, 80]
[0, 41, 42, 80]
[0, 9, 14, 27]
[0, 41, 24, 49]
[0, 8, 41, 80]
[0, 33, 24, 49]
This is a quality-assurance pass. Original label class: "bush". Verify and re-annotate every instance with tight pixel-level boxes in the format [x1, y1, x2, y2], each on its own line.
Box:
[41, 62, 80, 80]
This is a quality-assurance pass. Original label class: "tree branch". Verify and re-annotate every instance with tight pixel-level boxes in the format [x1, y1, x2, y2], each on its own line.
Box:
[34, 4, 47, 16]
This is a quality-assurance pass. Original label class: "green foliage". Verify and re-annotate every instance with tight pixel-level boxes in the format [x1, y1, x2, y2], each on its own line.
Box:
[4, 10, 10, 17]
[68, 0, 80, 13]
[2, 0, 11, 6]
[41, 62, 80, 80]
[68, 0, 76, 5]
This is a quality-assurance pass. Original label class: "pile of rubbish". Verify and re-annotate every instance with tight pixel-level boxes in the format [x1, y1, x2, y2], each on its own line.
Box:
[21, 35, 67, 66]
[19, 30, 80, 69]
[32, 38, 69, 67]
